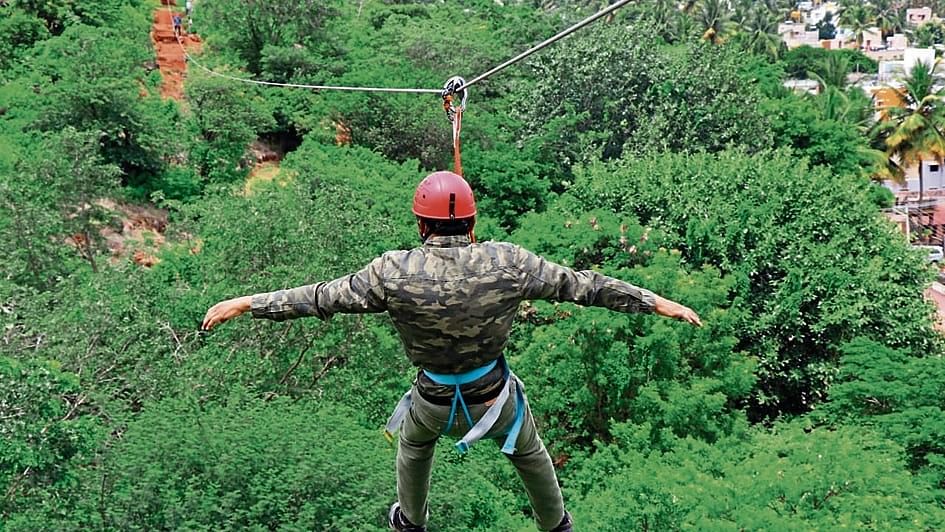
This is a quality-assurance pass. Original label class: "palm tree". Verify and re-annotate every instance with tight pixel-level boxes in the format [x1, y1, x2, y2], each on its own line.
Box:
[838, 4, 875, 48]
[738, 6, 784, 60]
[882, 61, 945, 201]
[672, 8, 697, 42]
[696, 0, 733, 44]
[873, 6, 905, 40]
[641, 0, 685, 43]
[809, 52, 852, 90]
[911, 20, 945, 48]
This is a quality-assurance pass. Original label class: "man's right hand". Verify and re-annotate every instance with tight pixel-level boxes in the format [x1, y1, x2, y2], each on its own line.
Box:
[201, 296, 252, 331]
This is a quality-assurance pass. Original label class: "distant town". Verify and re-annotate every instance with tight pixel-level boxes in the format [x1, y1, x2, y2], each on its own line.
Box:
[781, 2, 944, 203]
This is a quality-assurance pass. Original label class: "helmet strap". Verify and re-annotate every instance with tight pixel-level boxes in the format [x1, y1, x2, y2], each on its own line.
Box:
[418, 219, 433, 243]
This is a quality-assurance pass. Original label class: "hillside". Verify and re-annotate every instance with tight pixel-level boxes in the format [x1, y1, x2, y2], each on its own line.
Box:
[2, 1, 945, 530]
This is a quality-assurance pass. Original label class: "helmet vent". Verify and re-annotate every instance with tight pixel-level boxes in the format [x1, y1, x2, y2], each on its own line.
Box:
[449, 193, 456, 220]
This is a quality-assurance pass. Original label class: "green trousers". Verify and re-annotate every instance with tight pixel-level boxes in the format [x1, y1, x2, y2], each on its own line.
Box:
[396, 380, 565, 530]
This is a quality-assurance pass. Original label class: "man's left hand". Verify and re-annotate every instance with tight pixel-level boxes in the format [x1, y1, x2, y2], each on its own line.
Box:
[653, 295, 703, 327]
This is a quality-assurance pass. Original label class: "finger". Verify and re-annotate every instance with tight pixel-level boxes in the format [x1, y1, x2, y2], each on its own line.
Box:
[203, 311, 220, 331]
[201, 304, 219, 330]
[202, 308, 218, 329]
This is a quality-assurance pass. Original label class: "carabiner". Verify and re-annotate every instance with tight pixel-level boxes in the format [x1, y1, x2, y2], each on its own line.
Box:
[441, 76, 468, 122]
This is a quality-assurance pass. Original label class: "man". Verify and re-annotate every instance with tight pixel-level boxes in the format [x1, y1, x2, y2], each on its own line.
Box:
[201, 171, 702, 531]
[172, 13, 182, 37]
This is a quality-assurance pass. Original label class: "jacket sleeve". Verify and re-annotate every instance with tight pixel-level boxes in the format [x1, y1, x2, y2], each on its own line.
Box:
[250, 256, 387, 321]
[514, 245, 656, 314]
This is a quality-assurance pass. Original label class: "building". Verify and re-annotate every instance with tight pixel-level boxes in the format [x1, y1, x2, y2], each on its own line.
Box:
[906, 47, 936, 72]
[877, 47, 934, 81]
[778, 22, 820, 48]
[806, 1, 839, 26]
[863, 31, 910, 61]
[889, 33, 909, 50]
[862, 27, 882, 50]
[784, 78, 820, 95]
[885, 161, 945, 198]
[906, 7, 934, 26]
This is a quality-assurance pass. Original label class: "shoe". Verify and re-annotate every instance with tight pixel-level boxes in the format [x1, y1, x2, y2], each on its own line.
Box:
[549, 511, 573, 532]
[388, 502, 426, 532]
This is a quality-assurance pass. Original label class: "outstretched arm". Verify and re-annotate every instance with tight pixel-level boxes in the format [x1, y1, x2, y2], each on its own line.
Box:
[200, 256, 387, 331]
[515, 245, 702, 326]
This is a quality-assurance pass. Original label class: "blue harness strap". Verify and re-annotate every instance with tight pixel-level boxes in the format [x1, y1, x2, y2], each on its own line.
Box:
[382, 358, 527, 455]
[500, 376, 526, 454]
[422, 360, 497, 437]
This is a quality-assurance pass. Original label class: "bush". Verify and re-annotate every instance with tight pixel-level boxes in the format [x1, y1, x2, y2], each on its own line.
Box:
[568, 149, 937, 418]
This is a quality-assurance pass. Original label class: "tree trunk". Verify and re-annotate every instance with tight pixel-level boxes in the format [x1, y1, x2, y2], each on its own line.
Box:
[82, 230, 98, 273]
[920, 161, 925, 202]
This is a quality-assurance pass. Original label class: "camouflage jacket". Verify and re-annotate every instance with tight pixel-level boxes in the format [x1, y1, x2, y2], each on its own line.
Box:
[251, 235, 656, 396]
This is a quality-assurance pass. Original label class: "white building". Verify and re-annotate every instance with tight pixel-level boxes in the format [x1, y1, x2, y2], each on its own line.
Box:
[877, 47, 935, 81]
[778, 22, 820, 48]
[906, 47, 936, 71]
[806, 1, 839, 26]
[784, 79, 820, 95]
[886, 161, 945, 197]
[906, 7, 934, 27]
[889, 33, 909, 50]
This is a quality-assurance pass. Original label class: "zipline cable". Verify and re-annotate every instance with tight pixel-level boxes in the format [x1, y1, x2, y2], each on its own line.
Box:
[456, 0, 635, 92]
[165, 0, 634, 95]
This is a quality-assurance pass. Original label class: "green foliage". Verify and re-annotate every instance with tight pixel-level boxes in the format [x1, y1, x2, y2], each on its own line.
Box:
[5, 0, 945, 529]
[782, 46, 877, 79]
[521, 25, 772, 177]
[507, 206, 750, 449]
[569, 424, 945, 530]
[569, 150, 937, 418]
[0, 128, 121, 285]
[763, 95, 880, 178]
[819, 338, 945, 488]
[868, 182, 895, 208]
[0, 9, 49, 77]
[736, 53, 787, 98]
[99, 398, 395, 531]
[0, 356, 104, 524]
[10, 0, 146, 35]
[0, 165, 76, 290]
[12, 397, 530, 531]
[185, 71, 276, 185]
[914, 20, 945, 47]
[26, 20, 180, 180]
[198, 0, 344, 75]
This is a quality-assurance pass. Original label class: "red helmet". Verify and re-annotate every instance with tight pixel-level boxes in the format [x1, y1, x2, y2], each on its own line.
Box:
[412, 171, 477, 220]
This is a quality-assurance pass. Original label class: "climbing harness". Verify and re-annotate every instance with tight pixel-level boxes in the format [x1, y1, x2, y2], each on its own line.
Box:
[441, 76, 467, 177]
[384, 357, 528, 455]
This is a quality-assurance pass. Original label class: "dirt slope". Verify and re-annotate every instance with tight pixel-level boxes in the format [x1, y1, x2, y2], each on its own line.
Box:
[151, 0, 201, 100]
